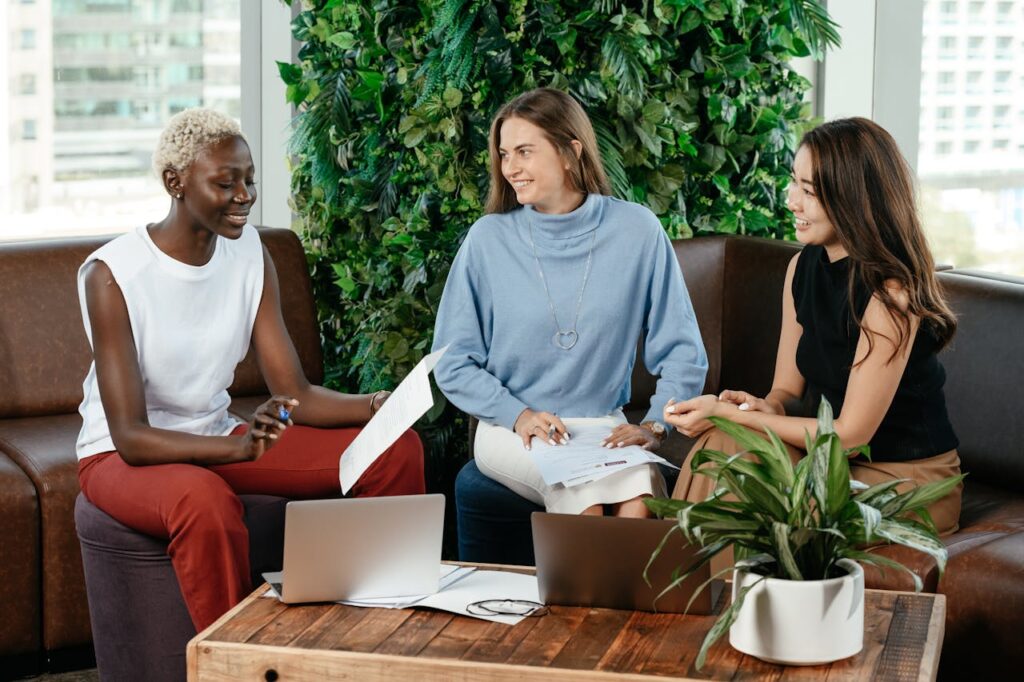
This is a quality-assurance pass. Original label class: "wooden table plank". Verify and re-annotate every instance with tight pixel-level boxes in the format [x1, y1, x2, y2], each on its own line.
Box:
[550, 607, 633, 670]
[419, 612, 499, 659]
[461, 618, 541, 663]
[374, 609, 456, 657]
[188, 571, 944, 682]
[503, 606, 589, 666]
[286, 603, 371, 649]
[246, 603, 334, 647]
[873, 594, 937, 682]
[825, 590, 898, 682]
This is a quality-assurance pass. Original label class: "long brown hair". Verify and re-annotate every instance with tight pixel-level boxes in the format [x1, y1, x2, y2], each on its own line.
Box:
[800, 117, 957, 361]
[485, 88, 611, 214]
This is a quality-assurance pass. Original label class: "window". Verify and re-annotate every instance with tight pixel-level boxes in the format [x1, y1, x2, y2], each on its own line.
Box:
[966, 71, 984, 93]
[18, 74, 37, 95]
[937, 70, 956, 93]
[2, 1, 243, 240]
[919, 0, 1024, 276]
[995, 35, 1013, 58]
[995, 70, 1012, 92]
[967, 36, 985, 58]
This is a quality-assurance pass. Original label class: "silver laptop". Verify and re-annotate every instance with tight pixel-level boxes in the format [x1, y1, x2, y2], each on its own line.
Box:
[271, 494, 444, 604]
[532, 512, 722, 614]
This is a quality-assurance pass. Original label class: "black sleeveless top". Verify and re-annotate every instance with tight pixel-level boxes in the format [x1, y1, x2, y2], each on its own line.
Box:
[792, 245, 958, 462]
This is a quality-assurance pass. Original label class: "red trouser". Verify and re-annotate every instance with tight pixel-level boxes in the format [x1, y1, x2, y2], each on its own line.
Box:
[78, 424, 425, 632]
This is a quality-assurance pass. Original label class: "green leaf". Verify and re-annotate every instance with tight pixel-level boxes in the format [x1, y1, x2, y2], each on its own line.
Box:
[442, 86, 463, 108]
[276, 61, 303, 85]
[696, 576, 767, 670]
[327, 31, 356, 50]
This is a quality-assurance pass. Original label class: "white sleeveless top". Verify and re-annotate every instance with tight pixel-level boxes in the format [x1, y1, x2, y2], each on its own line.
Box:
[76, 224, 265, 460]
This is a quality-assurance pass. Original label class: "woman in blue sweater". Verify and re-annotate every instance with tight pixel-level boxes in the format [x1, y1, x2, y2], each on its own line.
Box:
[432, 88, 708, 517]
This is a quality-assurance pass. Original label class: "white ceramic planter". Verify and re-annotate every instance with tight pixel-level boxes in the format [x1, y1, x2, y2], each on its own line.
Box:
[728, 558, 864, 666]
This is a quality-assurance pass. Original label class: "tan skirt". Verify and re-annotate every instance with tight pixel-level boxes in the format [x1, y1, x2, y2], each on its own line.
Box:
[672, 427, 963, 535]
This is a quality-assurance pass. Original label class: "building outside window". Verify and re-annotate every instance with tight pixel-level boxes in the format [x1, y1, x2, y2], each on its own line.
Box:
[919, 0, 1024, 276]
[2, 0, 241, 241]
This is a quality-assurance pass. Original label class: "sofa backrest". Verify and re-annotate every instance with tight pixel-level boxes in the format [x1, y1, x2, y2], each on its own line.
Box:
[0, 227, 322, 419]
[626, 235, 799, 413]
[937, 269, 1024, 492]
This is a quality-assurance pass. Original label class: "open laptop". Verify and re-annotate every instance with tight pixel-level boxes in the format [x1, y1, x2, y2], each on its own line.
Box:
[268, 494, 444, 604]
[531, 512, 722, 614]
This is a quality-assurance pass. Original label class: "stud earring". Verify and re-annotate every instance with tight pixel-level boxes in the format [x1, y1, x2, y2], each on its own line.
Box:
[176, 193, 182, 199]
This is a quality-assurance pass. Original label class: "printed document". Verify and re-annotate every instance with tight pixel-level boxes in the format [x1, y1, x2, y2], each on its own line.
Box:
[339, 346, 447, 494]
[529, 421, 677, 487]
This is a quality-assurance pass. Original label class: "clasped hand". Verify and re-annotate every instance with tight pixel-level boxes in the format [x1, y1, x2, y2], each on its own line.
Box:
[239, 395, 299, 461]
[663, 390, 777, 437]
[513, 408, 660, 451]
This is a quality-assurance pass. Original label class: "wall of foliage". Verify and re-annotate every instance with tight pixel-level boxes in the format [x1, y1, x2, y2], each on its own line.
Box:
[279, 0, 838, 475]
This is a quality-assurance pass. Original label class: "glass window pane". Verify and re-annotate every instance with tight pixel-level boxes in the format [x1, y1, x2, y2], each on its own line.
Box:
[919, 0, 1024, 275]
[2, 1, 241, 241]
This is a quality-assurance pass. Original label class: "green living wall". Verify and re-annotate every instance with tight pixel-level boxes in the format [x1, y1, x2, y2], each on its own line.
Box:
[279, 0, 838, 477]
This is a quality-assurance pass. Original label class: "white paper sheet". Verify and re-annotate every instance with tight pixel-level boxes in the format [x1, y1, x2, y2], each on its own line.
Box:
[529, 421, 678, 487]
[339, 346, 447, 494]
[414, 569, 541, 625]
[261, 566, 539, 626]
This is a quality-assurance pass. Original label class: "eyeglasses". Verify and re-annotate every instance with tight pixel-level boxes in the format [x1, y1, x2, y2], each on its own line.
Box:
[466, 599, 549, 617]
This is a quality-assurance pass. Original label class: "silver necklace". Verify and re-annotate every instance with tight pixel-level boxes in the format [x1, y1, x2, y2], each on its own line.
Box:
[527, 220, 597, 350]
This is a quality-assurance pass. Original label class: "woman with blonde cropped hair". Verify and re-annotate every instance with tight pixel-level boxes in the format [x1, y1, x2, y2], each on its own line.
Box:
[433, 88, 708, 518]
[75, 108, 425, 632]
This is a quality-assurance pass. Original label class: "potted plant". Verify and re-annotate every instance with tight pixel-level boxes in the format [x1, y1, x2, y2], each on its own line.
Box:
[645, 398, 964, 669]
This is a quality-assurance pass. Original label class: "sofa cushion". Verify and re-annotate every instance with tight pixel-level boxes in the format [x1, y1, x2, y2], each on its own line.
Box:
[0, 453, 41, 657]
[0, 228, 322, 422]
[0, 413, 91, 651]
[938, 270, 1024, 493]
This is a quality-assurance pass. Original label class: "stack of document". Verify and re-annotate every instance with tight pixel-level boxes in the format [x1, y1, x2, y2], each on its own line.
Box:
[529, 422, 677, 487]
[263, 564, 541, 625]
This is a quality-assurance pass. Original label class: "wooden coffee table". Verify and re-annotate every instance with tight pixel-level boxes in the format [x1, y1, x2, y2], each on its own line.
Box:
[187, 564, 944, 681]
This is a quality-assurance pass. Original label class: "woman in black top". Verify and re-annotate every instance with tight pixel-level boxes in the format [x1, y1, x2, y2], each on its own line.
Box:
[667, 118, 962, 533]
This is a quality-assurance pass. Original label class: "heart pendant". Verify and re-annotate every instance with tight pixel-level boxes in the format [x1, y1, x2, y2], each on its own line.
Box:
[554, 330, 578, 350]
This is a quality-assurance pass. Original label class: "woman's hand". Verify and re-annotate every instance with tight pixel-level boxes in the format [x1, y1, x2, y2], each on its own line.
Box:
[238, 395, 298, 462]
[370, 390, 391, 416]
[600, 423, 661, 451]
[664, 395, 724, 437]
[513, 408, 569, 450]
[717, 390, 779, 415]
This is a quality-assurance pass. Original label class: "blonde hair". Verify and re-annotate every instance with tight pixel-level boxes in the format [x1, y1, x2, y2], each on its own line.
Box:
[151, 108, 244, 178]
[485, 88, 611, 214]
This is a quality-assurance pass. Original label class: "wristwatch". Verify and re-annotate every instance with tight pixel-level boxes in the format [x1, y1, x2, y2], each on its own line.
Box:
[640, 420, 668, 443]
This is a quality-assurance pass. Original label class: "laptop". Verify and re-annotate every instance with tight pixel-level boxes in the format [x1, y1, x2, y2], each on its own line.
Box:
[531, 512, 722, 614]
[269, 494, 445, 604]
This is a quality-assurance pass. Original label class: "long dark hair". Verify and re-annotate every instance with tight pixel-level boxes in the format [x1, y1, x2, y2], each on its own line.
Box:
[800, 117, 956, 360]
[485, 88, 611, 214]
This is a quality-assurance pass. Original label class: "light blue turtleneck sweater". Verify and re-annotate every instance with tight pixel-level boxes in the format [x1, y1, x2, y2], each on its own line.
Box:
[432, 193, 708, 431]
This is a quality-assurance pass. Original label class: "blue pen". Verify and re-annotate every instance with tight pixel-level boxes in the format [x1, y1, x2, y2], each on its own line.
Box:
[278, 406, 291, 421]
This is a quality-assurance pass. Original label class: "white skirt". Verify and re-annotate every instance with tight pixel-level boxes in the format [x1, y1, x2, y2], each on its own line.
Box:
[474, 410, 667, 515]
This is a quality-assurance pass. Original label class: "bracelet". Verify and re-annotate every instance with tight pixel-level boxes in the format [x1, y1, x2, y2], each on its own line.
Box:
[369, 390, 386, 418]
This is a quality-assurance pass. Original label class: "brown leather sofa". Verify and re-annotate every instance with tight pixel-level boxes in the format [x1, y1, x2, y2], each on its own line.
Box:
[0, 228, 321, 675]
[626, 236, 1023, 680]
[461, 234, 1021, 680]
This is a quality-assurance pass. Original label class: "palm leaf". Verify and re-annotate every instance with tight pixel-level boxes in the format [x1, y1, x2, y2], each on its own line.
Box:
[789, 0, 842, 59]
[696, 576, 767, 669]
[592, 116, 631, 198]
